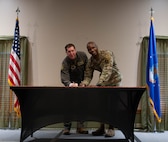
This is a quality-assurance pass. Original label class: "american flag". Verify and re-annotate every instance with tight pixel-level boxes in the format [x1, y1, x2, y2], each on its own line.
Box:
[8, 17, 21, 117]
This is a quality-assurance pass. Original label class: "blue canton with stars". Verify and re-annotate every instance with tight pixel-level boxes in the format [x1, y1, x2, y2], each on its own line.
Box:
[12, 18, 20, 59]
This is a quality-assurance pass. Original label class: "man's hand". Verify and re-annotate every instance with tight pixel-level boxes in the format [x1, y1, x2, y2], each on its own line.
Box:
[69, 82, 78, 87]
[79, 83, 86, 87]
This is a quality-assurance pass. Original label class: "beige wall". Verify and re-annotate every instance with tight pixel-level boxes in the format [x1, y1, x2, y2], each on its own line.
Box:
[0, 0, 168, 86]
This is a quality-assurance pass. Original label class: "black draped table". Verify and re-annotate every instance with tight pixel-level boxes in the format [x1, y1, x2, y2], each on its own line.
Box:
[10, 86, 146, 142]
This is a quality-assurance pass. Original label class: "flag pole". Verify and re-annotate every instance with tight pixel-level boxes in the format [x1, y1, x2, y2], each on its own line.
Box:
[8, 7, 21, 128]
[150, 8, 154, 18]
[9, 90, 13, 128]
[16, 7, 20, 17]
[150, 7, 157, 132]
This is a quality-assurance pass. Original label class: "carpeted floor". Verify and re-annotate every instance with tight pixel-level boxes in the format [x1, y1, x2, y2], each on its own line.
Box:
[0, 129, 167, 142]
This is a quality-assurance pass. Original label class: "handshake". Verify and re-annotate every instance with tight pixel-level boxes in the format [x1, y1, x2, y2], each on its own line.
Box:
[69, 82, 86, 87]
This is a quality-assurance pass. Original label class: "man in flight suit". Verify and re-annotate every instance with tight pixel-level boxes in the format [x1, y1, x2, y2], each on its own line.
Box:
[61, 43, 88, 135]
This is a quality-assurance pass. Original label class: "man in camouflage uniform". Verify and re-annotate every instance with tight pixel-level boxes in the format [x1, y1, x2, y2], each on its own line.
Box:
[61, 43, 88, 135]
[80, 41, 122, 137]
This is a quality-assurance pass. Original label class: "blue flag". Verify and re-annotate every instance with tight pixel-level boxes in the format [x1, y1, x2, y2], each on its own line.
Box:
[146, 17, 161, 123]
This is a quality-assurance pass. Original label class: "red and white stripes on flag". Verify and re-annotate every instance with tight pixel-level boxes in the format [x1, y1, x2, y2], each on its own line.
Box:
[8, 17, 21, 117]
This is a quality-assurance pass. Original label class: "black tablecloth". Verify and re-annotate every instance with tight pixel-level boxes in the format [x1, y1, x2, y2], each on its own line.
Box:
[10, 86, 146, 142]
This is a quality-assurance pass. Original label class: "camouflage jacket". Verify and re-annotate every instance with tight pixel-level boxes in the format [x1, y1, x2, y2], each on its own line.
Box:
[61, 51, 88, 86]
[81, 50, 122, 86]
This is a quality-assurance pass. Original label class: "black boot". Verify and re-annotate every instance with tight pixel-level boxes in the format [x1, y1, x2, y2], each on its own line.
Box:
[63, 122, 71, 135]
[104, 125, 115, 137]
[92, 124, 105, 136]
[76, 122, 88, 134]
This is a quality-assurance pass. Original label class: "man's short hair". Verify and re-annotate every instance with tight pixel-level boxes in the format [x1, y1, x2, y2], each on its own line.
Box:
[65, 43, 75, 51]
